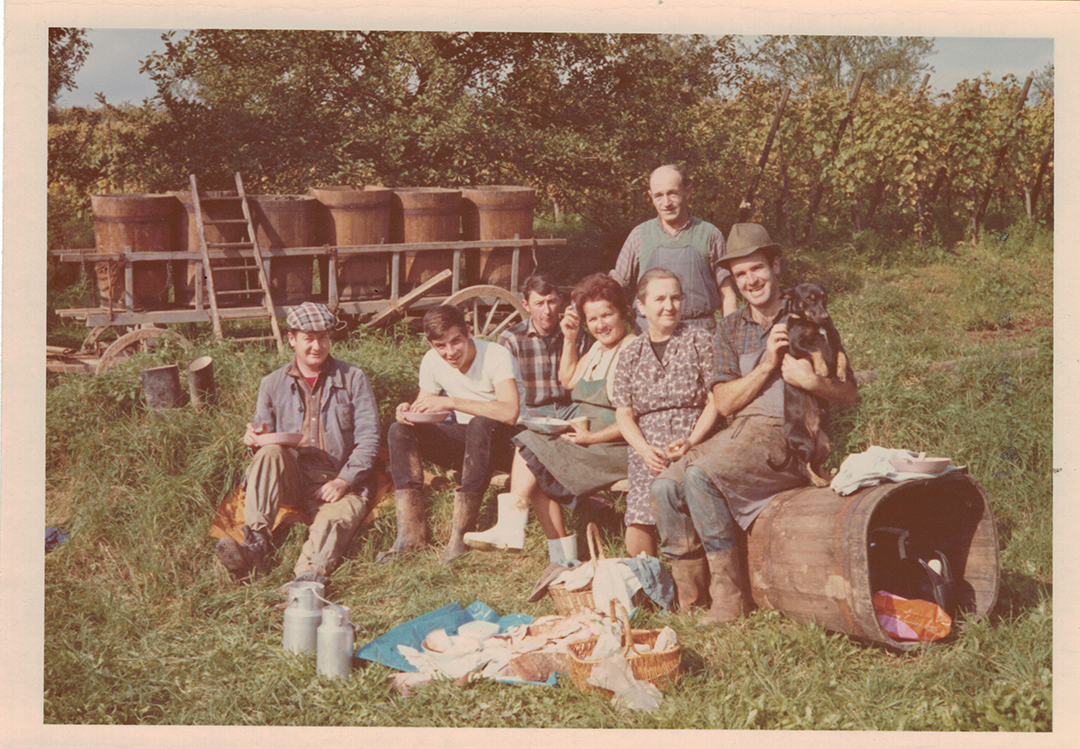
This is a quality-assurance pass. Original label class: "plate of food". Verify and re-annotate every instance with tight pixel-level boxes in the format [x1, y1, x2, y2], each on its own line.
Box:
[889, 453, 952, 474]
[402, 411, 451, 424]
[521, 416, 587, 435]
[254, 431, 303, 448]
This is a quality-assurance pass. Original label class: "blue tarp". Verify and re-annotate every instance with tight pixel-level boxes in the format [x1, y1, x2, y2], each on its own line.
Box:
[355, 600, 556, 686]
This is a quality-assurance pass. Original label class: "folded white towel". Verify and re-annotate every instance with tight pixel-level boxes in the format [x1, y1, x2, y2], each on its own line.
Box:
[830, 446, 964, 495]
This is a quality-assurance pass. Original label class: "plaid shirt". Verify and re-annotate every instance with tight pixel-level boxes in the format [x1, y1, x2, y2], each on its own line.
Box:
[609, 214, 730, 290]
[498, 319, 586, 408]
[712, 305, 782, 388]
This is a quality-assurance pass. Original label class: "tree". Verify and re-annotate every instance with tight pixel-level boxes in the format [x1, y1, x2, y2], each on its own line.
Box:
[138, 30, 751, 233]
[749, 36, 935, 93]
[49, 28, 92, 107]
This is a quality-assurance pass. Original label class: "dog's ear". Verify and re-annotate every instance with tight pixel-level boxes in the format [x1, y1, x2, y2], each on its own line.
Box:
[781, 288, 794, 301]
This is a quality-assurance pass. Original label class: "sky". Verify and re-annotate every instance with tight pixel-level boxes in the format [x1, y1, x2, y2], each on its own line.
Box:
[55, 30, 1054, 109]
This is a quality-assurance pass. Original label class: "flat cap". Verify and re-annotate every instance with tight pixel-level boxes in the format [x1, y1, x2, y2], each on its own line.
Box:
[286, 302, 337, 332]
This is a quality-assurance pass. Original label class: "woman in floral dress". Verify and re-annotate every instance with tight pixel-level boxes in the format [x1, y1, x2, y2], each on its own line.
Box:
[613, 268, 719, 557]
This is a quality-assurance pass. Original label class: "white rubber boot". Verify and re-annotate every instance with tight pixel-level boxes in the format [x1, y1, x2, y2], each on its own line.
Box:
[463, 493, 528, 552]
[547, 535, 578, 565]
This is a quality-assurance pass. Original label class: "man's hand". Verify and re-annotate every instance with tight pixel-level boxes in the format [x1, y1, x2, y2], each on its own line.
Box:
[665, 437, 691, 461]
[244, 421, 269, 449]
[763, 322, 789, 370]
[316, 478, 350, 503]
[780, 354, 820, 390]
[560, 304, 580, 340]
[410, 391, 451, 414]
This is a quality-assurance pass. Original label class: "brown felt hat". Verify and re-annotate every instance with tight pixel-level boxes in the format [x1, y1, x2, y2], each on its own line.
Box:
[722, 223, 782, 266]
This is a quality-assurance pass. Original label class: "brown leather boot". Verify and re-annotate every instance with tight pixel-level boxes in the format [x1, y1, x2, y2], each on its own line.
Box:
[216, 525, 270, 581]
[670, 557, 711, 614]
[701, 549, 749, 624]
[441, 491, 483, 562]
[376, 489, 431, 563]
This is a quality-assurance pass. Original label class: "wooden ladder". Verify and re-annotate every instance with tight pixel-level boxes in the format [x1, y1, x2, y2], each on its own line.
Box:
[190, 173, 284, 353]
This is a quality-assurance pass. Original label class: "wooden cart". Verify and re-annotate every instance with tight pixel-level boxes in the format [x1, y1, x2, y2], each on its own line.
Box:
[50, 236, 566, 374]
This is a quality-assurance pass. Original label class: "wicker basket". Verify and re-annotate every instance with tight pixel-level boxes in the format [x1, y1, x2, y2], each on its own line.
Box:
[565, 600, 682, 696]
[548, 523, 604, 616]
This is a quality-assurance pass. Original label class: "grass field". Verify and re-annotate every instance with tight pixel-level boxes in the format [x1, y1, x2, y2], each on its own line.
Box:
[43, 225, 1052, 729]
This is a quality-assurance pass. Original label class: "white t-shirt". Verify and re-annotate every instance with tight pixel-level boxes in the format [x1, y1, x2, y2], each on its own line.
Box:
[418, 338, 522, 425]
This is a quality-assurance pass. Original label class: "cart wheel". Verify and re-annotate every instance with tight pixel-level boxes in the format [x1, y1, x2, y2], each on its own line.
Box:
[444, 285, 528, 340]
[95, 328, 192, 374]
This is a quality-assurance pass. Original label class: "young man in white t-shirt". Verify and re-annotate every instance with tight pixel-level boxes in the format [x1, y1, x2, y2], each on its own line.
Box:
[379, 305, 522, 563]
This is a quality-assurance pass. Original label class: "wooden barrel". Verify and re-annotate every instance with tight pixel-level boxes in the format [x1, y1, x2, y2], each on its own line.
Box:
[391, 188, 460, 291]
[310, 185, 392, 300]
[91, 194, 179, 308]
[460, 186, 535, 289]
[172, 190, 251, 306]
[745, 473, 999, 651]
[250, 195, 318, 305]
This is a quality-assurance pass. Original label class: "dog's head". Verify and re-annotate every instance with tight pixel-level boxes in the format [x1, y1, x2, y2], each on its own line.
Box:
[782, 281, 830, 325]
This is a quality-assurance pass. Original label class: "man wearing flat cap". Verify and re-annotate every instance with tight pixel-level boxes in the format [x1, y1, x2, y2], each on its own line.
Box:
[650, 224, 857, 625]
[216, 302, 380, 589]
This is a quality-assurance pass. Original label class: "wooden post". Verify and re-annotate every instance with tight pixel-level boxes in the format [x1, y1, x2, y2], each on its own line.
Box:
[801, 72, 865, 245]
[973, 76, 1033, 241]
[1028, 133, 1054, 221]
[737, 87, 791, 224]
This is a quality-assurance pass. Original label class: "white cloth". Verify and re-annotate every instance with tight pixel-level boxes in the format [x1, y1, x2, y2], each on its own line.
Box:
[830, 446, 965, 496]
[592, 559, 645, 615]
[418, 338, 522, 424]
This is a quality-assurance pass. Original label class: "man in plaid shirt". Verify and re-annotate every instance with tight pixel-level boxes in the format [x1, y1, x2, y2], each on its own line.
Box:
[651, 224, 857, 625]
[497, 274, 587, 416]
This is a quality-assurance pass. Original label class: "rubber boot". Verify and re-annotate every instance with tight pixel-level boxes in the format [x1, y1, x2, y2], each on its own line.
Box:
[670, 557, 710, 614]
[546, 535, 577, 565]
[216, 525, 269, 581]
[463, 493, 528, 552]
[376, 489, 431, 563]
[701, 549, 749, 624]
[441, 491, 483, 562]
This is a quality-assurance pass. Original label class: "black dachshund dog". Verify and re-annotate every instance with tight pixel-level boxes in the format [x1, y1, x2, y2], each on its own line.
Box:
[767, 281, 849, 487]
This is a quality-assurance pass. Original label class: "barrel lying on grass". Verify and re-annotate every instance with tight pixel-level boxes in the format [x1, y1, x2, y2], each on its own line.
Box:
[746, 473, 999, 651]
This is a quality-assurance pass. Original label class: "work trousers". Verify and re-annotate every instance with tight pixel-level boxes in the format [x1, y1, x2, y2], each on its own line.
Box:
[244, 445, 371, 577]
[649, 465, 737, 560]
[387, 416, 516, 494]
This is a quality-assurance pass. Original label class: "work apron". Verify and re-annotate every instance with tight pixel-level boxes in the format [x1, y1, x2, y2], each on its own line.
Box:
[671, 346, 805, 529]
[514, 348, 628, 500]
[635, 239, 720, 333]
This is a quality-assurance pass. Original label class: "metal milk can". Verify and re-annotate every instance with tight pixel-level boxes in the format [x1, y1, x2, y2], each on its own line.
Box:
[317, 605, 354, 678]
[282, 581, 324, 654]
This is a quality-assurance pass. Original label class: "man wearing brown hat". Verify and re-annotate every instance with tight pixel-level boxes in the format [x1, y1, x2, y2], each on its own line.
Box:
[650, 224, 857, 624]
[611, 164, 738, 332]
[216, 302, 380, 590]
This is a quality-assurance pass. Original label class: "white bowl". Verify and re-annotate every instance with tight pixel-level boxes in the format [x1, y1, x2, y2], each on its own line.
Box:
[521, 416, 572, 435]
[889, 457, 952, 475]
[458, 620, 499, 641]
[403, 411, 451, 424]
[254, 432, 303, 447]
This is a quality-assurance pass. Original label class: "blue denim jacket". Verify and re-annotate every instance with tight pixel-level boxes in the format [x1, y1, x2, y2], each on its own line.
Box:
[251, 357, 380, 489]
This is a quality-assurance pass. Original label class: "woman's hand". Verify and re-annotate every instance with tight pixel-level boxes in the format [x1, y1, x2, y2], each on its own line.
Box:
[560, 422, 594, 446]
[560, 304, 580, 340]
[636, 443, 670, 475]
